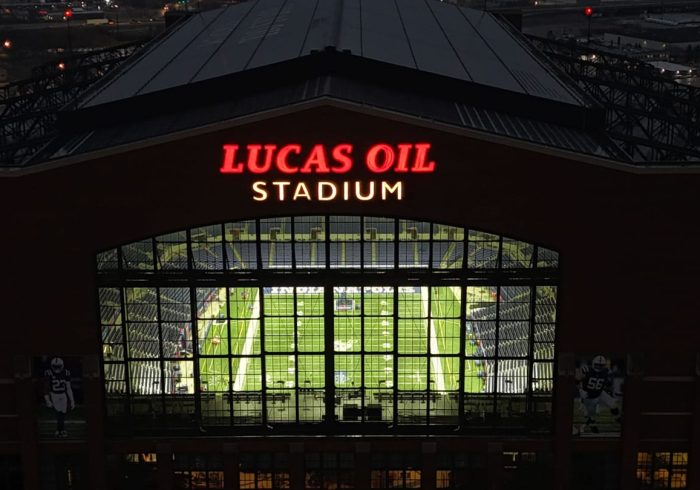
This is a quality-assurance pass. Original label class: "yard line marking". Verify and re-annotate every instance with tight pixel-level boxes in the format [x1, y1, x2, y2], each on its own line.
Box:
[421, 287, 445, 391]
[233, 289, 261, 391]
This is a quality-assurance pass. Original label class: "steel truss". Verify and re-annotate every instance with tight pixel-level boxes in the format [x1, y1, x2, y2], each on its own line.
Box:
[530, 36, 700, 163]
[0, 42, 142, 167]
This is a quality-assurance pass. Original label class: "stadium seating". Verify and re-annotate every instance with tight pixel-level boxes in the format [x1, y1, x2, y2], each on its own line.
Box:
[466, 287, 555, 394]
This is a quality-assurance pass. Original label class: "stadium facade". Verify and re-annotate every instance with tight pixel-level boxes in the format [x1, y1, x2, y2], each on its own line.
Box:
[0, 0, 699, 489]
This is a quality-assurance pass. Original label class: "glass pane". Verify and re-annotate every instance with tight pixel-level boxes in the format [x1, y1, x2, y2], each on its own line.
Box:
[231, 357, 261, 391]
[467, 230, 499, 269]
[501, 237, 534, 269]
[121, 239, 154, 271]
[537, 247, 559, 268]
[432, 224, 464, 269]
[225, 220, 257, 270]
[364, 217, 395, 269]
[295, 216, 326, 269]
[97, 248, 119, 271]
[430, 287, 461, 355]
[330, 217, 361, 269]
[155, 231, 188, 270]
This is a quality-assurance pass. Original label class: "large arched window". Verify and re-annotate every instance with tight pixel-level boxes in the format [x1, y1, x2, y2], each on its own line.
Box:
[97, 216, 558, 435]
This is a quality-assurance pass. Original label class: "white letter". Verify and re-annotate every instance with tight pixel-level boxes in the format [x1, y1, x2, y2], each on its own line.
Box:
[381, 181, 403, 200]
[318, 181, 338, 201]
[355, 181, 375, 201]
[292, 182, 312, 201]
[272, 181, 291, 200]
[252, 181, 268, 201]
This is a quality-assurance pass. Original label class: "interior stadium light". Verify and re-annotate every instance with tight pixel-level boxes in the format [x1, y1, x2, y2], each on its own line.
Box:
[584, 6, 593, 17]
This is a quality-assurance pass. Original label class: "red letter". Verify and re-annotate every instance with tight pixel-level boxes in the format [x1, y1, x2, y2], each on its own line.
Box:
[276, 144, 301, 174]
[394, 144, 412, 172]
[366, 144, 395, 173]
[249, 144, 276, 174]
[410, 143, 435, 173]
[331, 144, 353, 173]
[301, 144, 330, 174]
[220, 144, 244, 173]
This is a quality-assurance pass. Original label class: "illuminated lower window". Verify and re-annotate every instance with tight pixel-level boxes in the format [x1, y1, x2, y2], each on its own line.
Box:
[240, 453, 290, 490]
[436, 452, 484, 489]
[636, 452, 688, 489]
[173, 454, 224, 489]
[371, 454, 421, 489]
[436, 470, 453, 489]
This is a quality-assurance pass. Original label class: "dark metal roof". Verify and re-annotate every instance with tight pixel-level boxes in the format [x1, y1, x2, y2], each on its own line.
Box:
[6, 0, 630, 168]
[39, 74, 620, 163]
[79, 0, 584, 108]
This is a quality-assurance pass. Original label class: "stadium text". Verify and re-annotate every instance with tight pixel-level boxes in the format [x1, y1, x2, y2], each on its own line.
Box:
[220, 143, 436, 174]
[251, 180, 402, 202]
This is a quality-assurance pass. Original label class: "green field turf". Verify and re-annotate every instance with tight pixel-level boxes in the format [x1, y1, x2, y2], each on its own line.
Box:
[198, 286, 487, 395]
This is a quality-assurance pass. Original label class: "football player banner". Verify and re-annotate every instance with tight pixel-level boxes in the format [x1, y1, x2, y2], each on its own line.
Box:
[573, 354, 625, 437]
[33, 356, 85, 439]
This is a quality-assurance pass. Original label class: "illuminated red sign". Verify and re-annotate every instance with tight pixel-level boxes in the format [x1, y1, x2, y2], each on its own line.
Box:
[220, 142, 436, 202]
[220, 143, 435, 174]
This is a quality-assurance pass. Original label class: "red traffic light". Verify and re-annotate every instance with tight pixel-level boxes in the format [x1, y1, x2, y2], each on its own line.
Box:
[64, 8, 73, 19]
[584, 6, 593, 17]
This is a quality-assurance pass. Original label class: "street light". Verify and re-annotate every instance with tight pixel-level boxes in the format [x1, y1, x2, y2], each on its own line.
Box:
[584, 6, 593, 44]
[64, 8, 73, 58]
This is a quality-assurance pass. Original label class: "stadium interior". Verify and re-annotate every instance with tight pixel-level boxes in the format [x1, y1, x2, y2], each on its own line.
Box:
[98, 216, 558, 435]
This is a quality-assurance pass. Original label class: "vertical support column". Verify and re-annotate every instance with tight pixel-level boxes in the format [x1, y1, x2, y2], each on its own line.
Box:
[289, 442, 305, 490]
[487, 442, 503, 490]
[355, 442, 371, 490]
[324, 287, 336, 426]
[421, 442, 437, 490]
[223, 443, 239, 490]
[83, 354, 108, 490]
[620, 353, 643, 490]
[15, 355, 39, 490]
[156, 443, 173, 490]
[458, 284, 467, 427]
[554, 352, 575, 490]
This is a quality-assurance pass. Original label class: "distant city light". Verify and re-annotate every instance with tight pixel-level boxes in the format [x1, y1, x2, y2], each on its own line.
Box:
[2, 39, 11, 50]
[584, 6, 593, 17]
[64, 8, 73, 20]
[57, 62, 66, 70]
